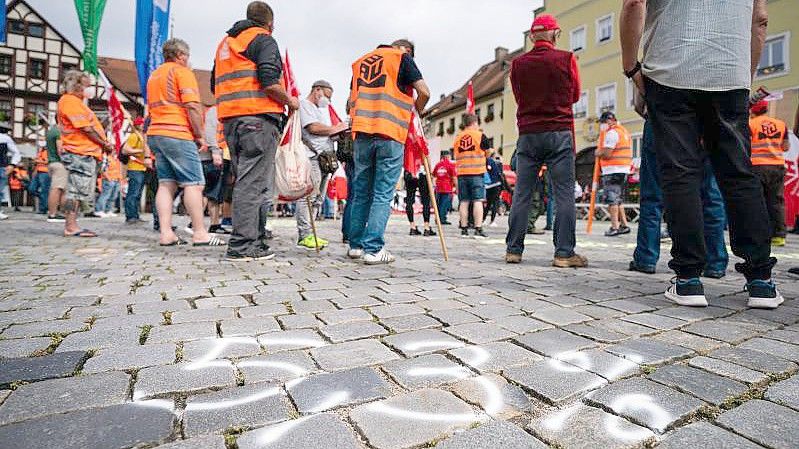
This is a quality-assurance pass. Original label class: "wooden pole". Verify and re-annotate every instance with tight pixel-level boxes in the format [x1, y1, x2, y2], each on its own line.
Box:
[306, 196, 321, 253]
[586, 155, 601, 234]
[421, 153, 449, 262]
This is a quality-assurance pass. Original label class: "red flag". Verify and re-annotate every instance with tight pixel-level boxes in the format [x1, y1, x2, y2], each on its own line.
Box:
[329, 104, 342, 126]
[107, 87, 125, 156]
[404, 111, 428, 174]
[283, 50, 300, 98]
[280, 50, 300, 146]
[466, 81, 475, 115]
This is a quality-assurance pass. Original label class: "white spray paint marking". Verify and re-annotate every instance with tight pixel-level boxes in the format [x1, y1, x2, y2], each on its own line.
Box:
[608, 393, 672, 435]
[185, 386, 283, 412]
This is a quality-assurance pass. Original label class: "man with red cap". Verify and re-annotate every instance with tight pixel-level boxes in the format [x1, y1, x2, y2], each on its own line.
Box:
[505, 14, 587, 268]
[122, 116, 152, 224]
[749, 100, 790, 247]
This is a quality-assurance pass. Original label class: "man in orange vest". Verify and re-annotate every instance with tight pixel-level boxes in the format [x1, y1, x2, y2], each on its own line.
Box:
[345, 39, 430, 264]
[93, 154, 122, 217]
[453, 114, 490, 238]
[147, 38, 223, 248]
[57, 70, 114, 237]
[749, 100, 790, 247]
[32, 146, 50, 214]
[596, 111, 633, 237]
[213, 1, 298, 261]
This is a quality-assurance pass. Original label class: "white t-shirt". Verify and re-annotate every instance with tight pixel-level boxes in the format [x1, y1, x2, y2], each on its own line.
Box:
[299, 99, 333, 158]
[600, 129, 629, 175]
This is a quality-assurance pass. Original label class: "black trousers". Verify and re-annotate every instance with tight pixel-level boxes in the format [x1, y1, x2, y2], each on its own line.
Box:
[752, 165, 786, 239]
[645, 78, 775, 281]
[484, 186, 501, 222]
[404, 171, 431, 223]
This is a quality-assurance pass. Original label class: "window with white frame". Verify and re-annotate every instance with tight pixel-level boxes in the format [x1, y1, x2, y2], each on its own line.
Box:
[631, 133, 643, 159]
[570, 26, 586, 52]
[596, 83, 616, 115]
[573, 91, 588, 118]
[596, 14, 613, 43]
[625, 78, 636, 109]
[757, 33, 789, 77]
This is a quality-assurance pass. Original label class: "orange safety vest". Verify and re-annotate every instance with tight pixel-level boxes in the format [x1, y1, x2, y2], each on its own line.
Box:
[599, 124, 633, 172]
[146, 62, 199, 141]
[9, 168, 27, 190]
[214, 27, 285, 120]
[453, 128, 487, 176]
[749, 115, 787, 166]
[35, 148, 49, 173]
[349, 47, 415, 144]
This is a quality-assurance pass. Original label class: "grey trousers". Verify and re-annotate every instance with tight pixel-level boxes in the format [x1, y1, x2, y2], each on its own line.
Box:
[506, 131, 576, 258]
[223, 116, 279, 253]
[295, 158, 329, 240]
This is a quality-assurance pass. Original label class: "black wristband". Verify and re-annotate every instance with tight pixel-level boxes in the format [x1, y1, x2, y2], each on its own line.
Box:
[624, 61, 642, 79]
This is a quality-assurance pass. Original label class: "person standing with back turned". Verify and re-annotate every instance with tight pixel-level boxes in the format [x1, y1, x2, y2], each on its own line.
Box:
[346, 39, 430, 265]
[505, 14, 587, 268]
[213, 1, 299, 262]
[621, 0, 781, 309]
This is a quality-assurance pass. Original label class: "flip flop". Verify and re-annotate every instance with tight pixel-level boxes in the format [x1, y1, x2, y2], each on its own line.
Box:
[160, 237, 188, 247]
[65, 229, 97, 238]
[193, 236, 226, 247]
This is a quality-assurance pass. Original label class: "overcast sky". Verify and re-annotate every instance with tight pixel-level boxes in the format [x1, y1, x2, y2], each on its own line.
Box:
[26, 0, 541, 112]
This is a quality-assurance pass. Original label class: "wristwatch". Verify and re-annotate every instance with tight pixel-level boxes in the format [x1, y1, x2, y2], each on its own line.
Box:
[624, 61, 642, 79]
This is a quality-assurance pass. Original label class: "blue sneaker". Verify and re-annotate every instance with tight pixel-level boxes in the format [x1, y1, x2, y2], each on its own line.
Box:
[665, 278, 707, 307]
[746, 280, 784, 310]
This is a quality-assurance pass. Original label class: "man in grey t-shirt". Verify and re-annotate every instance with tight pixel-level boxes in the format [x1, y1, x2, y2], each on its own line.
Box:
[295, 80, 348, 250]
[620, 0, 780, 310]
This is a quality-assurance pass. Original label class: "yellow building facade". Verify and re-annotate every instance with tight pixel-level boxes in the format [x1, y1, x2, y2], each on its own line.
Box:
[498, 0, 799, 158]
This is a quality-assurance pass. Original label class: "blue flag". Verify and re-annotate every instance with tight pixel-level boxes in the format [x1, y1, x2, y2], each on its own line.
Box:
[1, 2, 6, 44]
[135, 0, 170, 103]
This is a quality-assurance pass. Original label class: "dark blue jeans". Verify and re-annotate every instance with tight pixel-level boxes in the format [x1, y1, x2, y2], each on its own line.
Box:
[633, 121, 729, 273]
[31, 172, 50, 213]
[125, 170, 146, 220]
[342, 161, 355, 241]
[436, 192, 452, 224]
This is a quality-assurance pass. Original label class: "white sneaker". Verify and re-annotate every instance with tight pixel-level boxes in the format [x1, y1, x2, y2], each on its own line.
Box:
[490, 221, 498, 228]
[0, 212, 8, 220]
[95, 211, 107, 218]
[107, 212, 118, 217]
[347, 248, 364, 259]
[363, 249, 395, 265]
[184, 225, 194, 236]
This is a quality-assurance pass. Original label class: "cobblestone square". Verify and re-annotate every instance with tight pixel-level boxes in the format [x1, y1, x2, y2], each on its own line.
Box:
[1, 213, 798, 448]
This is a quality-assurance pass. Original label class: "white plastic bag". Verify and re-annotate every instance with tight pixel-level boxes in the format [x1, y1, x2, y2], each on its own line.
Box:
[275, 113, 314, 201]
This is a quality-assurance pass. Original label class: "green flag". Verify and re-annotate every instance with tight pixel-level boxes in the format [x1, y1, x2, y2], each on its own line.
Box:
[74, 0, 107, 75]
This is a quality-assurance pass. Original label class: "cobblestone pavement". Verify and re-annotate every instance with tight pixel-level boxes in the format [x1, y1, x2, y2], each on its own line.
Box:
[1, 210, 798, 449]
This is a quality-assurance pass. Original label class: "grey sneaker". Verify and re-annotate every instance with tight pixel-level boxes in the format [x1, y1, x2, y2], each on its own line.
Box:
[746, 280, 784, 309]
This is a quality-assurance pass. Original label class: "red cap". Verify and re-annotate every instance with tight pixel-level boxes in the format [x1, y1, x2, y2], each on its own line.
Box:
[133, 117, 145, 126]
[531, 14, 560, 33]
[750, 100, 769, 114]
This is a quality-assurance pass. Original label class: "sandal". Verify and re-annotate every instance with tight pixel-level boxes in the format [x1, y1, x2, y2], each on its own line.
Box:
[65, 229, 97, 238]
[159, 237, 188, 247]
[193, 236, 226, 247]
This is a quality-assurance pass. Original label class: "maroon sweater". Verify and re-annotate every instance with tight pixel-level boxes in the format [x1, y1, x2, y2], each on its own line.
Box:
[511, 41, 581, 134]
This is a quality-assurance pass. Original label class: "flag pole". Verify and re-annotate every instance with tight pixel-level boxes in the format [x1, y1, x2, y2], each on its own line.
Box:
[305, 196, 320, 253]
[586, 154, 600, 234]
[421, 153, 449, 262]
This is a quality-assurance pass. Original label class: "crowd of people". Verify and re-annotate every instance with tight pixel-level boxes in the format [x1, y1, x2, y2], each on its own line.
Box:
[0, 0, 796, 310]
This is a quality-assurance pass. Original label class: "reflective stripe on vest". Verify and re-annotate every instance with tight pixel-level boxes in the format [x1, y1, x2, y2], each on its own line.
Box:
[214, 27, 285, 119]
[749, 115, 786, 166]
[599, 124, 633, 170]
[454, 129, 487, 176]
[349, 47, 414, 143]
